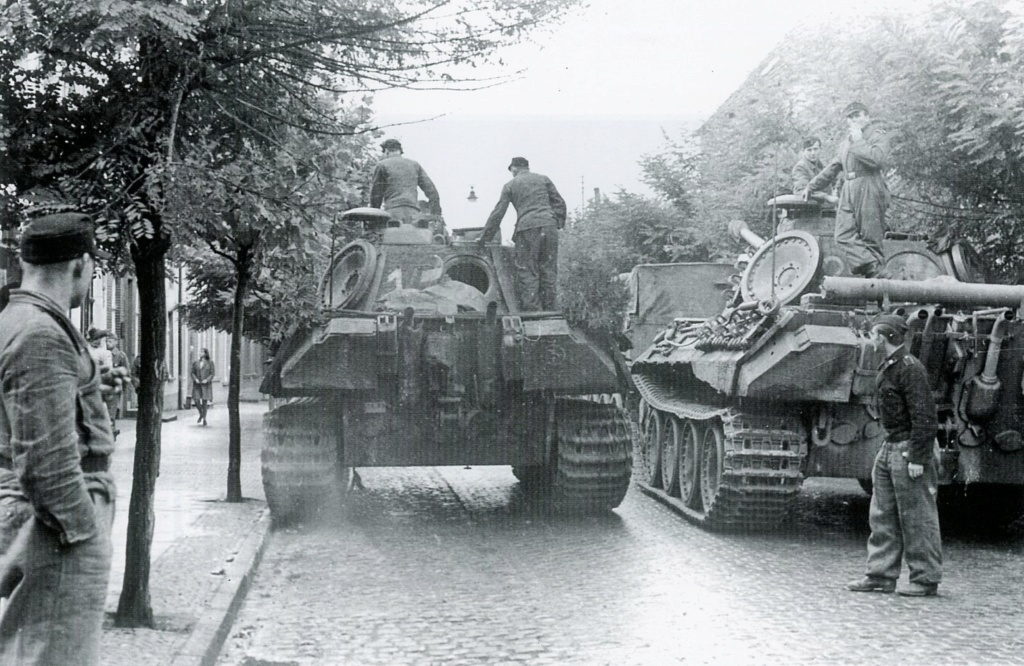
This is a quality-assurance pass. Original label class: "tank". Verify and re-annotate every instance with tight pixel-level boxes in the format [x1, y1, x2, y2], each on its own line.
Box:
[260, 208, 632, 524]
[630, 195, 1024, 530]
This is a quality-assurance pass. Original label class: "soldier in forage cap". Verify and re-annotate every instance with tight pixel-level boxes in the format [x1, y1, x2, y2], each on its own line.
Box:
[478, 157, 567, 311]
[804, 102, 892, 278]
[0, 213, 121, 664]
[369, 138, 442, 225]
[847, 313, 942, 598]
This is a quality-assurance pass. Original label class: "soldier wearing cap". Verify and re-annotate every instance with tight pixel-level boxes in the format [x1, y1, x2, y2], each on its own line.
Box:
[847, 313, 942, 598]
[791, 137, 838, 206]
[0, 213, 120, 663]
[478, 157, 567, 311]
[804, 102, 892, 278]
[369, 138, 443, 225]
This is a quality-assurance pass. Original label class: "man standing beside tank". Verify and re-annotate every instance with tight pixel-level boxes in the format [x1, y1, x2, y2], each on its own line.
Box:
[369, 138, 442, 225]
[847, 314, 942, 597]
[0, 213, 121, 664]
[478, 157, 567, 311]
[804, 102, 891, 278]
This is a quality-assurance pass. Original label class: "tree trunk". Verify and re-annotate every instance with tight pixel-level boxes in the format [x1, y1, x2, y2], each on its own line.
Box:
[114, 236, 168, 628]
[226, 245, 250, 502]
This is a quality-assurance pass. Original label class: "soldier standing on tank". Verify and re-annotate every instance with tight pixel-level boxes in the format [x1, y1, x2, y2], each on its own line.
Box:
[847, 314, 942, 597]
[369, 139, 442, 225]
[804, 102, 891, 278]
[791, 137, 837, 206]
[477, 156, 567, 311]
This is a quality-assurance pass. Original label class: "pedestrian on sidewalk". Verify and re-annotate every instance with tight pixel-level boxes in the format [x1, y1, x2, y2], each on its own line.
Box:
[191, 348, 215, 426]
[847, 314, 942, 597]
[0, 213, 121, 665]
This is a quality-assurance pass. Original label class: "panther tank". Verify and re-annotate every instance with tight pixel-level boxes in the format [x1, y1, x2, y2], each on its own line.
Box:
[260, 208, 632, 524]
[631, 195, 1024, 530]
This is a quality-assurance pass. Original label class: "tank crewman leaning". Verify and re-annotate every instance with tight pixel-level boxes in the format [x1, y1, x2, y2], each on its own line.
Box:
[847, 314, 942, 597]
[804, 102, 892, 278]
[792, 137, 838, 206]
[369, 138, 442, 225]
[478, 156, 567, 311]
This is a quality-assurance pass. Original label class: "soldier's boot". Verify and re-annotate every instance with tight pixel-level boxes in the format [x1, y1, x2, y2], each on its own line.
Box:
[896, 581, 938, 597]
[846, 576, 896, 593]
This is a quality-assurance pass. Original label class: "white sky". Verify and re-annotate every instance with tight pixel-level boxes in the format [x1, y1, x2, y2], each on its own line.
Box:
[372, 0, 930, 239]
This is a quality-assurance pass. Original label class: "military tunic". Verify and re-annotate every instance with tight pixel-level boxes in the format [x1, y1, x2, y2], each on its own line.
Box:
[807, 122, 891, 275]
[369, 155, 442, 224]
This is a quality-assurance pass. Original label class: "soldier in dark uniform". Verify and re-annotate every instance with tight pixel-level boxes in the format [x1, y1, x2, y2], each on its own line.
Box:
[847, 314, 942, 597]
[804, 102, 892, 278]
[478, 157, 567, 311]
[791, 137, 837, 205]
[369, 139, 442, 225]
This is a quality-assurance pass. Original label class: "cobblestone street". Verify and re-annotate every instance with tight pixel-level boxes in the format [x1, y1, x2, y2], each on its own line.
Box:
[217, 465, 1024, 665]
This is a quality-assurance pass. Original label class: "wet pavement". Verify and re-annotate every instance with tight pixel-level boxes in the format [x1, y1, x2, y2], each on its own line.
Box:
[216, 465, 1024, 665]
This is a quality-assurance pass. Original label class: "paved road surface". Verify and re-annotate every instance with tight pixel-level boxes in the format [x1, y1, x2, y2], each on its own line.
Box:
[218, 468, 1024, 665]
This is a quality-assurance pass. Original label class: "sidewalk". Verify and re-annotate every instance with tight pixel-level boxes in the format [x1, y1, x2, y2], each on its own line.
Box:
[101, 401, 272, 666]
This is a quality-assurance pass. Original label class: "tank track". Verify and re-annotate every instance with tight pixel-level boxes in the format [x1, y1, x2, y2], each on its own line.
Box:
[551, 398, 633, 512]
[262, 397, 347, 526]
[633, 376, 807, 530]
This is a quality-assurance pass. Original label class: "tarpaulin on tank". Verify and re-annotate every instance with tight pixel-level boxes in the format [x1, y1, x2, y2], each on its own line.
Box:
[623, 263, 736, 357]
[376, 279, 488, 314]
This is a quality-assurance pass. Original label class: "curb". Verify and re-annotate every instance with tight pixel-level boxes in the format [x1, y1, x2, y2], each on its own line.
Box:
[169, 507, 273, 666]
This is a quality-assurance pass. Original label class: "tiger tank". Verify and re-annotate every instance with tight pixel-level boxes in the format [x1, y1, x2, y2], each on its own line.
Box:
[631, 195, 1024, 530]
[260, 208, 632, 525]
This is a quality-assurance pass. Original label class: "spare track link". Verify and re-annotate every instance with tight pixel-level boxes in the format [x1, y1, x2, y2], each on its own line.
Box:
[553, 398, 633, 512]
[262, 397, 345, 526]
[637, 399, 808, 530]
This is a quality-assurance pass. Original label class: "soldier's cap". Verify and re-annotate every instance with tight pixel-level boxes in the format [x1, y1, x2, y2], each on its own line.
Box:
[843, 101, 869, 118]
[380, 138, 403, 153]
[871, 314, 908, 341]
[508, 156, 529, 171]
[20, 213, 111, 265]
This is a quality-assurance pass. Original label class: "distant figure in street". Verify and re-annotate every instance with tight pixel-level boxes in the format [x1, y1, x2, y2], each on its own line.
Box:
[87, 327, 113, 374]
[792, 137, 837, 206]
[847, 314, 941, 597]
[478, 157, 567, 311]
[191, 348, 215, 426]
[804, 102, 892, 278]
[369, 139, 442, 225]
[106, 334, 130, 438]
[0, 213, 117, 664]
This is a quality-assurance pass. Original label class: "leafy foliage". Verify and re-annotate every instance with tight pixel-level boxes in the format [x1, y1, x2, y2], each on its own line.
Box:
[1, 0, 583, 626]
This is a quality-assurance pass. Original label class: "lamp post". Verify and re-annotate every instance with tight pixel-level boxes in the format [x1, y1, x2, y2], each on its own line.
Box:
[467, 186, 478, 203]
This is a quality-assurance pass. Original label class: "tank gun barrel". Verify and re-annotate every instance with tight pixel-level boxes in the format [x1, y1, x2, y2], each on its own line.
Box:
[820, 277, 1024, 308]
[727, 220, 765, 250]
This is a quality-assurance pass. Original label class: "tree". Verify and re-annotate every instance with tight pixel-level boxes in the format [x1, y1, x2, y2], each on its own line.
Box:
[683, 1, 1024, 281]
[169, 121, 372, 502]
[1, 0, 582, 627]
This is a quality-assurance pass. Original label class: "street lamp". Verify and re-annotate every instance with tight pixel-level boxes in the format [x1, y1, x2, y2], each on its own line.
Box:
[467, 186, 477, 202]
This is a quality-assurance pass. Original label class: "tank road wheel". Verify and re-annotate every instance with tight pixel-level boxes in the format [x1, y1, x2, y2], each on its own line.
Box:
[262, 397, 346, 527]
[552, 398, 633, 513]
[699, 419, 726, 516]
[660, 416, 682, 497]
[677, 418, 702, 508]
[642, 410, 665, 488]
